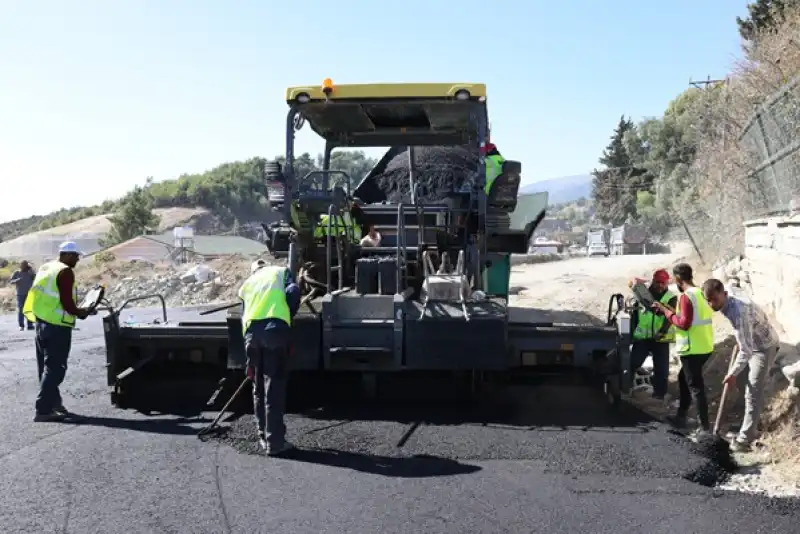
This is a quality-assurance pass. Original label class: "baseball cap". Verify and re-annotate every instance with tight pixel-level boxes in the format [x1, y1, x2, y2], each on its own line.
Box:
[652, 269, 670, 284]
[58, 241, 83, 255]
[250, 259, 267, 274]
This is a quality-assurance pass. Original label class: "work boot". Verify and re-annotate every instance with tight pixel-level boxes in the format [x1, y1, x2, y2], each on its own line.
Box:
[666, 414, 688, 429]
[33, 411, 67, 423]
[266, 441, 296, 457]
[19, 326, 24, 332]
[54, 405, 70, 416]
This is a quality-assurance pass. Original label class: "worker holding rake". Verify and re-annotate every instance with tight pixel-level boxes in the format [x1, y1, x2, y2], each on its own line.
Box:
[238, 259, 301, 456]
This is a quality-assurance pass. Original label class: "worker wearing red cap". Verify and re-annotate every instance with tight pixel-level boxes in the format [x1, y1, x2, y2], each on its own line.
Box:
[629, 268, 678, 400]
[481, 141, 505, 197]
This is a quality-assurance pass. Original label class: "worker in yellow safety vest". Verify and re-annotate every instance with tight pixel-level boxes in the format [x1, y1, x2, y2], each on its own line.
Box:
[652, 262, 715, 433]
[24, 241, 97, 422]
[482, 142, 505, 196]
[238, 259, 300, 456]
[629, 269, 677, 400]
[314, 207, 363, 242]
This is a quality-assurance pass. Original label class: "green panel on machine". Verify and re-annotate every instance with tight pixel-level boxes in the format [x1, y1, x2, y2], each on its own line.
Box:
[510, 191, 549, 230]
[485, 254, 511, 297]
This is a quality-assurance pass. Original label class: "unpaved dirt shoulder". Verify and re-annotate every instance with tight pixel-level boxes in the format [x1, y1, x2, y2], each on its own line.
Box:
[509, 252, 800, 498]
[508, 252, 684, 324]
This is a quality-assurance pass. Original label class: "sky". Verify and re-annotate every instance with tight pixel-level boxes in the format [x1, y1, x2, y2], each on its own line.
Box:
[0, 0, 747, 223]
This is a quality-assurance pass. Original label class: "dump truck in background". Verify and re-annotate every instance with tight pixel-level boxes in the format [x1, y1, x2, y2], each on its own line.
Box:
[100, 80, 635, 409]
[587, 227, 609, 257]
[609, 224, 649, 255]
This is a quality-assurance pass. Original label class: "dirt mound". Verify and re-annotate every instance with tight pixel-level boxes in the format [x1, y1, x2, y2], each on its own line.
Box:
[366, 146, 477, 203]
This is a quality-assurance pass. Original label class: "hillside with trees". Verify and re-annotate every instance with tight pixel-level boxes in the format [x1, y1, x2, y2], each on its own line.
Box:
[589, 0, 800, 254]
[0, 150, 378, 245]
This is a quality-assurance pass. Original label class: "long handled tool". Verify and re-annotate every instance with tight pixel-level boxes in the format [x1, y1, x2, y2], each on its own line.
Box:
[713, 345, 740, 435]
[198, 376, 251, 437]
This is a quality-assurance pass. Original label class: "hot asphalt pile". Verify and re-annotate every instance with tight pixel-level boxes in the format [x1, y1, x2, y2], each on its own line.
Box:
[206, 381, 747, 490]
[364, 146, 477, 203]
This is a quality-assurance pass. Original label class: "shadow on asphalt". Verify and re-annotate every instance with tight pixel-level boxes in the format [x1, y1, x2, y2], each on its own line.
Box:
[60, 413, 210, 436]
[280, 449, 481, 478]
[292, 380, 659, 432]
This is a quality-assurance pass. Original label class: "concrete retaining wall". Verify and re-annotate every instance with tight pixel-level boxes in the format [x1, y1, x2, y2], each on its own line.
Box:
[740, 215, 800, 342]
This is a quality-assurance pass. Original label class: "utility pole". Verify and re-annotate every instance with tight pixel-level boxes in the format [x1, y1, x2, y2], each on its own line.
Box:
[688, 75, 725, 89]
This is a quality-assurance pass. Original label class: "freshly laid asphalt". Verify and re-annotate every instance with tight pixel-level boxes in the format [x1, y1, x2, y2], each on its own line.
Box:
[0, 307, 798, 533]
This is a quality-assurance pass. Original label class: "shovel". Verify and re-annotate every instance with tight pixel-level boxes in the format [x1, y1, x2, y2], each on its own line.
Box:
[713, 345, 740, 435]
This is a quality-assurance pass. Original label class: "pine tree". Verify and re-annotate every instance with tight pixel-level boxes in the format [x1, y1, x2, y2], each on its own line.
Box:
[737, 0, 796, 42]
[591, 116, 638, 226]
[99, 183, 161, 247]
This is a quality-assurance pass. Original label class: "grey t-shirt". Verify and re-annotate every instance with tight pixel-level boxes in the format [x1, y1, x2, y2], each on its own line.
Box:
[10, 269, 35, 296]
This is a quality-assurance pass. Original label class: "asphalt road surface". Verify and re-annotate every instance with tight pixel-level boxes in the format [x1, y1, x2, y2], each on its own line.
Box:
[1, 307, 798, 533]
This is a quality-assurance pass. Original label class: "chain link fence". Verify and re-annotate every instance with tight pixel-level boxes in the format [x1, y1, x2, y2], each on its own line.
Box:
[679, 74, 800, 267]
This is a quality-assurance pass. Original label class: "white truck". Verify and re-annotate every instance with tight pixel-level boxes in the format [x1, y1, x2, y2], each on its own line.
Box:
[587, 228, 609, 257]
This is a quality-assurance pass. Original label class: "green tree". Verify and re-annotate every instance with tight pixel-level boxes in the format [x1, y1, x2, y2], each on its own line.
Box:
[737, 0, 796, 41]
[591, 116, 639, 226]
[99, 182, 161, 247]
[0, 150, 378, 239]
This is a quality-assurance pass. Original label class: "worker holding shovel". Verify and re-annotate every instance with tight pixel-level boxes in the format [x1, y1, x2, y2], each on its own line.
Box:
[702, 279, 780, 452]
[238, 259, 301, 456]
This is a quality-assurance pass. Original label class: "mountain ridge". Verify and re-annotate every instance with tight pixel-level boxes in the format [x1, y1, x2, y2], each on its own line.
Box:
[519, 174, 592, 205]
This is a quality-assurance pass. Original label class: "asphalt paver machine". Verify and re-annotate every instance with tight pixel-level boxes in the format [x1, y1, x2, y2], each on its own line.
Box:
[102, 80, 633, 408]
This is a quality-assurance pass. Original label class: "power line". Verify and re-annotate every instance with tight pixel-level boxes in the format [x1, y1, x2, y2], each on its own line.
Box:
[689, 76, 726, 89]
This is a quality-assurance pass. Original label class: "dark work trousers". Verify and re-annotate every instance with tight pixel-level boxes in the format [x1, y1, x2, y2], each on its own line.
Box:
[630, 339, 670, 398]
[17, 293, 33, 329]
[677, 353, 712, 430]
[35, 321, 72, 414]
[245, 334, 290, 448]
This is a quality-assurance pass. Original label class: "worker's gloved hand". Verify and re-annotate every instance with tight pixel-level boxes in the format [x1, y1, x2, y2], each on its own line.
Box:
[76, 308, 91, 320]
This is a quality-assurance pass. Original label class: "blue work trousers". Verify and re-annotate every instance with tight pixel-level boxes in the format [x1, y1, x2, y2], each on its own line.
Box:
[35, 321, 72, 414]
[245, 328, 290, 448]
[630, 339, 670, 398]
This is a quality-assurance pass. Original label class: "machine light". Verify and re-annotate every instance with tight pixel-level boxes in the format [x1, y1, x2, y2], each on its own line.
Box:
[322, 78, 334, 95]
[455, 89, 470, 101]
[296, 92, 310, 103]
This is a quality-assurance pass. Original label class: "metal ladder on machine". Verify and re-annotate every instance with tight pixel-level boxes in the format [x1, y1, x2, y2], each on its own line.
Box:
[419, 249, 470, 322]
[324, 204, 347, 293]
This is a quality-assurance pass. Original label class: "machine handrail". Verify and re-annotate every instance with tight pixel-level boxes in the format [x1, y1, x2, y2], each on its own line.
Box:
[300, 170, 352, 196]
[326, 203, 345, 293]
[111, 293, 169, 323]
[396, 203, 406, 294]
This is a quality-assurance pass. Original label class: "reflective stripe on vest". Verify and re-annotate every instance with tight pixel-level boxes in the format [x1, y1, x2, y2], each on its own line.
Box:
[237, 266, 291, 334]
[484, 155, 505, 195]
[633, 290, 676, 342]
[675, 286, 714, 355]
[22, 261, 77, 328]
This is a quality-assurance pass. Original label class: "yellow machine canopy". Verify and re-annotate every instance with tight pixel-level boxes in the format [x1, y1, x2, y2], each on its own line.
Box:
[285, 80, 488, 147]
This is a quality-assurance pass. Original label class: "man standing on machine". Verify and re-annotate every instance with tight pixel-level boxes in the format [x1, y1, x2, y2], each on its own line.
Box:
[238, 259, 301, 456]
[24, 242, 96, 422]
[482, 140, 505, 198]
[652, 263, 715, 434]
[629, 269, 677, 400]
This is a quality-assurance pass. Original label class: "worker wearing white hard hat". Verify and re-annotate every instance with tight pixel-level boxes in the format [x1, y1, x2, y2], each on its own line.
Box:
[24, 240, 96, 422]
[250, 259, 267, 274]
[237, 258, 301, 456]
